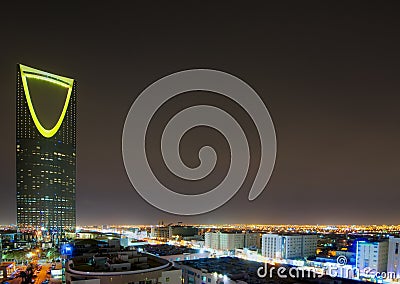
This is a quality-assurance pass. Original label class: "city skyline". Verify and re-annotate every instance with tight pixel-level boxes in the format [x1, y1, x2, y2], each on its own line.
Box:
[1, 2, 400, 225]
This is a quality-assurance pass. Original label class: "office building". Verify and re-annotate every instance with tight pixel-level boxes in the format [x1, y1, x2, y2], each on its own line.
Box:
[356, 240, 389, 273]
[302, 234, 318, 258]
[262, 234, 301, 259]
[219, 232, 245, 251]
[261, 234, 317, 259]
[16, 64, 76, 237]
[151, 226, 170, 239]
[151, 225, 199, 240]
[204, 232, 212, 249]
[204, 232, 220, 250]
[205, 232, 245, 251]
[244, 232, 261, 249]
[387, 237, 400, 278]
[169, 225, 199, 238]
[262, 234, 282, 259]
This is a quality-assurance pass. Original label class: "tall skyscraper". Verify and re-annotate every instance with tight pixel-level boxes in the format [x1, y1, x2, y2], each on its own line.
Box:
[16, 64, 76, 239]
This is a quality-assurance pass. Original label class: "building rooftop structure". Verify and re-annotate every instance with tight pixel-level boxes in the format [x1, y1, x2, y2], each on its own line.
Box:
[176, 257, 363, 284]
[66, 249, 181, 284]
[177, 257, 261, 280]
[69, 250, 163, 272]
[141, 244, 199, 256]
[263, 232, 318, 236]
[177, 257, 285, 284]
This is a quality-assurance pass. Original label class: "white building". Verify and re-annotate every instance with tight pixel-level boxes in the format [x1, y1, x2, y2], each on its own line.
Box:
[356, 240, 389, 273]
[387, 237, 400, 278]
[220, 233, 245, 251]
[204, 232, 217, 249]
[204, 232, 245, 251]
[204, 232, 211, 249]
[261, 234, 317, 260]
[262, 234, 281, 259]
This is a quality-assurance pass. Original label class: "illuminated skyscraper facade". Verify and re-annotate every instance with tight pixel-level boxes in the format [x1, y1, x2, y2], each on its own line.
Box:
[16, 64, 76, 237]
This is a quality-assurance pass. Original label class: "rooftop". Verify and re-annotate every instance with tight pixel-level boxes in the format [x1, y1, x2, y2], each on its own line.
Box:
[142, 244, 199, 256]
[68, 251, 170, 273]
[176, 257, 362, 284]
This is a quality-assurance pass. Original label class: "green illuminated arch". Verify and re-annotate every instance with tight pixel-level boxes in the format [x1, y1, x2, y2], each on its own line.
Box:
[19, 64, 74, 138]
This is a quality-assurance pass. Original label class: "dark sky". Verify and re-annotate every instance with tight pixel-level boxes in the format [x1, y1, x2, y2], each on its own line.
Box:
[1, 1, 400, 225]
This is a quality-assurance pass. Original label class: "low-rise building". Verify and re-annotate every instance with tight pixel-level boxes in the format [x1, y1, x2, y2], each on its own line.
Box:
[387, 236, 400, 278]
[141, 244, 210, 262]
[151, 226, 170, 240]
[261, 234, 317, 260]
[169, 226, 199, 239]
[356, 240, 389, 273]
[65, 249, 181, 284]
[244, 233, 261, 250]
[205, 232, 259, 251]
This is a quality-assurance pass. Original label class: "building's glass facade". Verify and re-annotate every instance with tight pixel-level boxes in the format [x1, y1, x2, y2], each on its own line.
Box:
[16, 64, 76, 237]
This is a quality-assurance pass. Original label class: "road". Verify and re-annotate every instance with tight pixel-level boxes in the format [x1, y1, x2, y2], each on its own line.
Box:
[6, 263, 56, 284]
[35, 264, 51, 284]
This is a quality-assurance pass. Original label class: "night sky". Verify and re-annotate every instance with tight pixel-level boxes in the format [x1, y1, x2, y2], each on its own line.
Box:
[1, 2, 400, 225]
